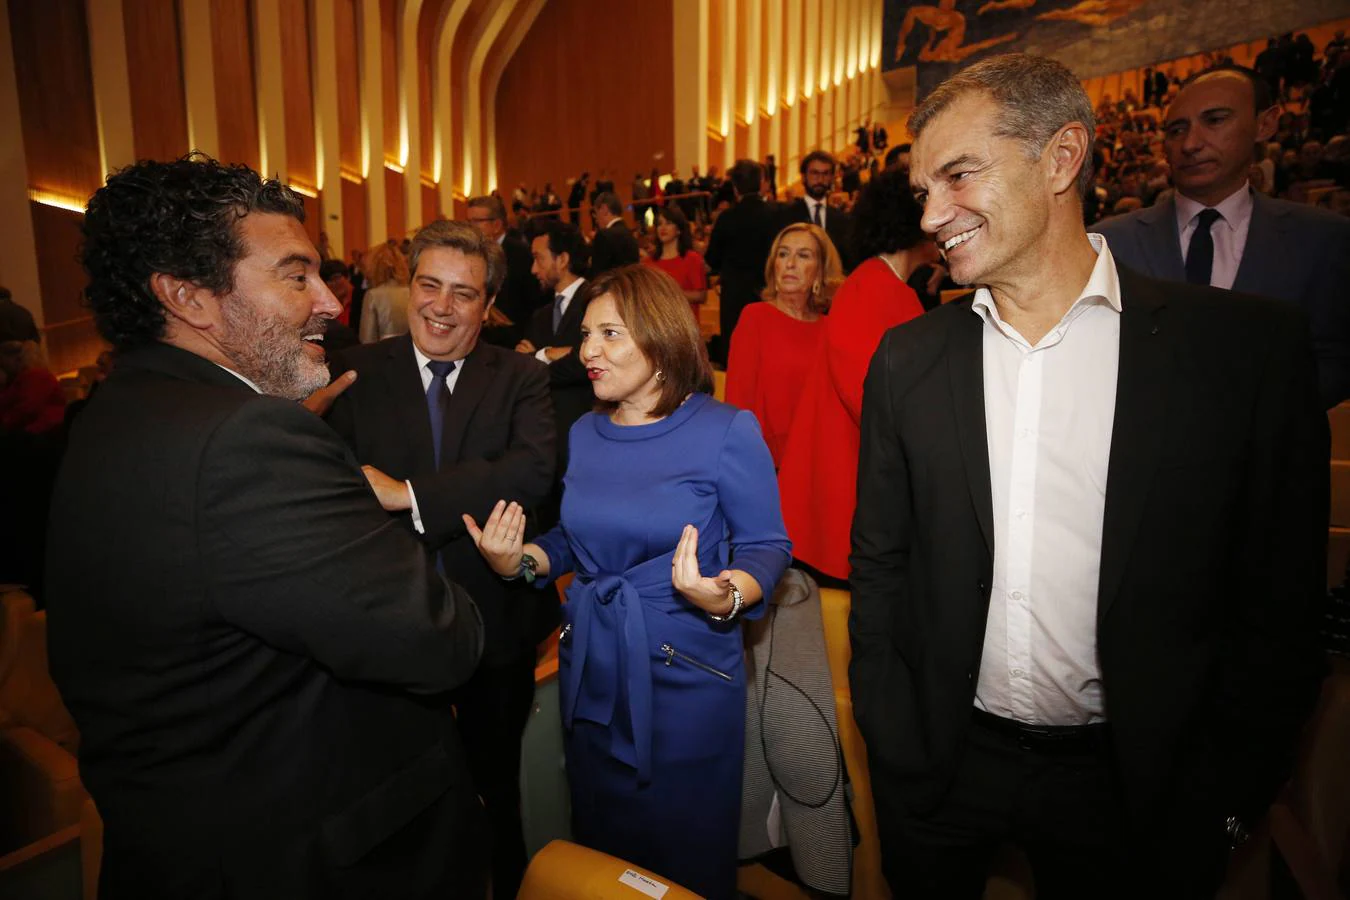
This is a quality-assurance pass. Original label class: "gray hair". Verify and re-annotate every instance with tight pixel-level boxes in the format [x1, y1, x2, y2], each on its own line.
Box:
[908, 53, 1096, 198]
[466, 194, 506, 221]
[408, 219, 507, 298]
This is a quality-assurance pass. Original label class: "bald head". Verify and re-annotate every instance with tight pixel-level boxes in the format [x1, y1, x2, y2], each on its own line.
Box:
[1162, 67, 1278, 207]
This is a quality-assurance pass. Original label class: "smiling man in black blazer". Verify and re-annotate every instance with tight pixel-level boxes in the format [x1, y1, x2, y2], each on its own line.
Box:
[851, 54, 1326, 899]
[326, 220, 555, 899]
[48, 156, 486, 899]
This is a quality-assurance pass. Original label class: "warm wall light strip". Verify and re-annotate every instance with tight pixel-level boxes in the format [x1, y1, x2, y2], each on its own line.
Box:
[28, 191, 87, 214]
[289, 183, 319, 198]
[384, 161, 405, 174]
[340, 169, 364, 184]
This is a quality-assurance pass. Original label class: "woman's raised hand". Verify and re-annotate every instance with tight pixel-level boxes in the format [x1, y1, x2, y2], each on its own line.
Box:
[670, 524, 736, 617]
[463, 500, 526, 577]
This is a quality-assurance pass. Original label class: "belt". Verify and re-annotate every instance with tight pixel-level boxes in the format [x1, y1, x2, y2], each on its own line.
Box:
[559, 553, 687, 785]
[971, 707, 1110, 755]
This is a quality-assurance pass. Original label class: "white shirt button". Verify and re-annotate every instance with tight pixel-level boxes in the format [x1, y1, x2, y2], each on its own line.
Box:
[1011, 591, 1024, 602]
[1011, 668, 1026, 678]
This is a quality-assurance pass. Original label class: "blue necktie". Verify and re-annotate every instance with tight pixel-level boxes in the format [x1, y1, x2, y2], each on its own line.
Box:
[552, 294, 566, 333]
[1184, 208, 1222, 286]
[425, 360, 457, 469]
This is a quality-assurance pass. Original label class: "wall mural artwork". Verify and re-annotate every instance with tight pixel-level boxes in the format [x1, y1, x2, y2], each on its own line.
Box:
[885, 0, 1350, 97]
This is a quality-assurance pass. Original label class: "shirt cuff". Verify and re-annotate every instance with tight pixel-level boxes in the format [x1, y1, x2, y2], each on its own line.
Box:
[407, 480, 425, 534]
[535, 347, 552, 364]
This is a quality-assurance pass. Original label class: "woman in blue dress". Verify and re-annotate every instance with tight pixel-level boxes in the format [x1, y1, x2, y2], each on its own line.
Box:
[465, 265, 790, 899]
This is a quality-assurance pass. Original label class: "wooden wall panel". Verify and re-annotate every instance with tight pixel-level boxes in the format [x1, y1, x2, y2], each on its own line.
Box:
[385, 168, 405, 239]
[495, 0, 675, 208]
[450, 0, 487, 194]
[417, 0, 437, 181]
[301, 194, 321, 247]
[336, 0, 361, 174]
[382, 0, 399, 164]
[30, 201, 104, 375]
[124, 0, 189, 163]
[280, 0, 316, 187]
[341, 177, 368, 255]
[10, 0, 101, 200]
[211, 0, 259, 170]
[422, 183, 439, 221]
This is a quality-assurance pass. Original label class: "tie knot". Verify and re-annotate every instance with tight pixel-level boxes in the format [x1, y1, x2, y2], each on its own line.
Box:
[1195, 208, 1221, 230]
[426, 360, 457, 379]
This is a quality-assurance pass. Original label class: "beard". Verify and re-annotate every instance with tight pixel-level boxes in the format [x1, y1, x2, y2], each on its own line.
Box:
[805, 182, 830, 200]
[218, 298, 330, 401]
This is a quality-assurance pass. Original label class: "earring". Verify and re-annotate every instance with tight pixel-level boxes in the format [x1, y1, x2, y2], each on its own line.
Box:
[656, 370, 667, 382]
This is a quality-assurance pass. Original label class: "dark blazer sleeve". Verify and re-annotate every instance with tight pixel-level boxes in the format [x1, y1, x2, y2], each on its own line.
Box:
[1216, 302, 1328, 818]
[199, 398, 484, 693]
[545, 295, 592, 388]
[848, 331, 923, 772]
[704, 215, 728, 273]
[408, 360, 556, 547]
[1303, 214, 1350, 408]
[590, 229, 616, 276]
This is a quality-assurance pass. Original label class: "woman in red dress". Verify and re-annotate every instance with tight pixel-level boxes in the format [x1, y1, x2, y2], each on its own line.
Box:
[642, 205, 707, 320]
[776, 167, 940, 582]
[725, 222, 843, 467]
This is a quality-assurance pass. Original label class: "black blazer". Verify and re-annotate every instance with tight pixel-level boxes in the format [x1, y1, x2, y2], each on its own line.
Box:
[327, 337, 558, 661]
[1095, 192, 1350, 407]
[525, 282, 595, 472]
[705, 194, 782, 320]
[46, 342, 486, 899]
[589, 220, 639, 276]
[781, 197, 856, 272]
[850, 269, 1327, 846]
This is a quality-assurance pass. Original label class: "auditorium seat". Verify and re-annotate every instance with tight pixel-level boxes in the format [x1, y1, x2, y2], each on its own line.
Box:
[1268, 674, 1350, 900]
[1329, 404, 1350, 461]
[1329, 528, 1350, 590]
[518, 839, 702, 900]
[0, 725, 83, 856]
[1331, 461, 1350, 529]
[0, 590, 35, 706]
[0, 611, 79, 753]
[714, 369, 727, 403]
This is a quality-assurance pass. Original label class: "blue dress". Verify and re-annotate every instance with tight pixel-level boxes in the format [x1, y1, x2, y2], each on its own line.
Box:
[533, 392, 790, 899]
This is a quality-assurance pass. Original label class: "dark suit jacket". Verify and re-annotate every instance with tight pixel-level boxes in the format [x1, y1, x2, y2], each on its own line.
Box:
[781, 197, 856, 272]
[850, 269, 1327, 858]
[498, 233, 545, 337]
[589, 219, 639, 276]
[525, 281, 594, 473]
[1095, 192, 1350, 407]
[705, 194, 782, 335]
[45, 342, 486, 899]
[327, 337, 557, 663]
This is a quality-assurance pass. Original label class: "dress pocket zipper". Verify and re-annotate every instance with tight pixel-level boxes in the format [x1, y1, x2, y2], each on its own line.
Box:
[660, 642, 733, 681]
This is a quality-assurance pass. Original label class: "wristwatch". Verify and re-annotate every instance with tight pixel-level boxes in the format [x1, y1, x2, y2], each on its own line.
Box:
[504, 553, 538, 585]
[707, 581, 744, 622]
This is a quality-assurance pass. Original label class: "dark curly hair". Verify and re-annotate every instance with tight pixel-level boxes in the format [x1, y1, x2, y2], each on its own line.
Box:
[847, 166, 927, 261]
[81, 153, 305, 350]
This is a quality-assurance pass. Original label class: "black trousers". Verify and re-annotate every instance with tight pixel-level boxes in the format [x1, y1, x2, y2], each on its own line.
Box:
[452, 649, 538, 900]
[873, 712, 1229, 900]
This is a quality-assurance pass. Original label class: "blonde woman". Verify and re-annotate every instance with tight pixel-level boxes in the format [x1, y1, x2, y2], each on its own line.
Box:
[724, 223, 843, 465]
[357, 241, 411, 343]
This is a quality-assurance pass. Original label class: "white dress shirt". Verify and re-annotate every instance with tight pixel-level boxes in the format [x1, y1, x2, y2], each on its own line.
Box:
[535, 276, 586, 364]
[406, 345, 464, 533]
[215, 363, 262, 393]
[1175, 183, 1254, 291]
[804, 196, 827, 229]
[972, 234, 1122, 726]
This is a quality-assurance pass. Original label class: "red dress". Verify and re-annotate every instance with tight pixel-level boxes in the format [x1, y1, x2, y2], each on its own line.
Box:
[643, 251, 707, 319]
[0, 366, 67, 435]
[776, 257, 925, 579]
[724, 301, 826, 467]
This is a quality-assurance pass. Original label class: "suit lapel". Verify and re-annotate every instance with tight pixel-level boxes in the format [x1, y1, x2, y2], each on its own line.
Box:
[1233, 193, 1288, 298]
[555, 284, 588, 341]
[1098, 270, 1172, 624]
[387, 335, 438, 474]
[437, 344, 495, 467]
[1136, 196, 1185, 281]
[948, 305, 995, 558]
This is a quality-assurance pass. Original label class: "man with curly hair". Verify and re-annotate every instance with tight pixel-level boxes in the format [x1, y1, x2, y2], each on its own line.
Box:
[45, 154, 488, 899]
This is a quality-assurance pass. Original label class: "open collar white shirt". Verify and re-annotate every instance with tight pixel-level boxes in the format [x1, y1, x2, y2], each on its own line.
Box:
[1175, 183, 1254, 291]
[971, 233, 1122, 726]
